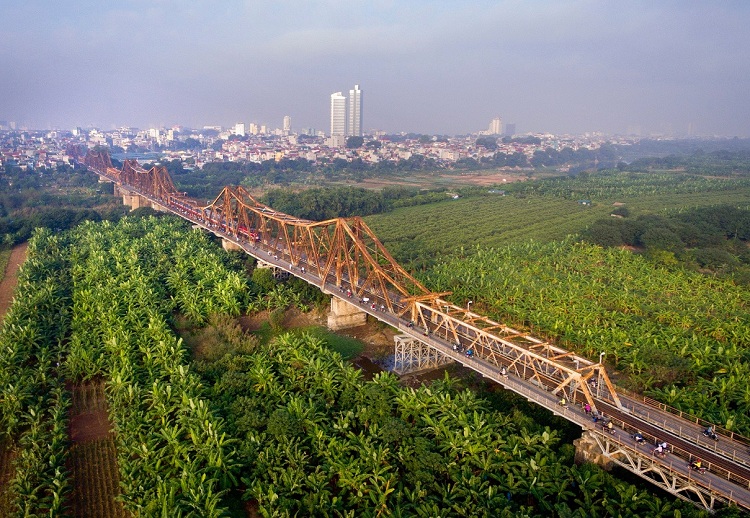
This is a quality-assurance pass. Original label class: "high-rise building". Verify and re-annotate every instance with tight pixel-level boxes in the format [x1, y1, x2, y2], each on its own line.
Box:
[249, 123, 259, 135]
[283, 115, 291, 133]
[234, 122, 246, 136]
[488, 117, 502, 135]
[347, 84, 363, 136]
[330, 92, 346, 136]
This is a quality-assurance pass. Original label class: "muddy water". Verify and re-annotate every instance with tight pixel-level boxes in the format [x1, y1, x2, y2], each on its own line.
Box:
[349, 356, 384, 380]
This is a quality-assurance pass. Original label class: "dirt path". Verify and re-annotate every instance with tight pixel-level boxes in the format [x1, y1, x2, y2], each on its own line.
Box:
[0, 243, 28, 321]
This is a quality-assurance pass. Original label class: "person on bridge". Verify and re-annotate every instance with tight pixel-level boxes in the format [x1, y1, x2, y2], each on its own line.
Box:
[559, 397, 567, 407]
[584, 403, 591, 414]
[606, 420, 614, 433]
[633, 432, 645, 444]
[500, 366, 508, 378]
[691, 459, 703, 470]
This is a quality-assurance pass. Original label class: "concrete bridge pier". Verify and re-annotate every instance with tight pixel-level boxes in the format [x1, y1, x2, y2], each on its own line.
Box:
[222, 238, 243, 252]
[122, 192, 145, 210]
[327, 297, 367, 330]
[150, 201, 169, 212]
[574, 430, 615, 470]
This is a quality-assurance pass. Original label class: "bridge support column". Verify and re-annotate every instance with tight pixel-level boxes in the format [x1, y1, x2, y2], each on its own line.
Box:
[327, 297, 367, 331]
[393, 335, 453, 375]
[122, 193, 145, 210]
[150, 201, 168, 212]
[573, 431, 614, 470]
[222, 238, 243, 252]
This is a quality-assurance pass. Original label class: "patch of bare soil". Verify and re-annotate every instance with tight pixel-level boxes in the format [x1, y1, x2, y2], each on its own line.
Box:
[69, 382, 111, 443]
[0, 440, 16, 515]
[0, 243, 28, 322]
[336, 322, 397, 360]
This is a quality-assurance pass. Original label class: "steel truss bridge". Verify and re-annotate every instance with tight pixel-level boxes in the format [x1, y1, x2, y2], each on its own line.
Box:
[79, 147, 750, 512]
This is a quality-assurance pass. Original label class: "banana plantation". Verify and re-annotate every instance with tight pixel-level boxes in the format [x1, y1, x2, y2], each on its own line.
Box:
[426, 239, 750, 435]
[0, 216, 730, 516]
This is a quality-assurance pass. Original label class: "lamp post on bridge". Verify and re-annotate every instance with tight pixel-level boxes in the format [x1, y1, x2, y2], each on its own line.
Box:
[598, 351, 605, 398]
[467, 300, 473, 313]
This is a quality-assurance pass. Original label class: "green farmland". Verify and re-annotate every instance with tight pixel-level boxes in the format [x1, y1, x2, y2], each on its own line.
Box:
[365, 172, 750, 265]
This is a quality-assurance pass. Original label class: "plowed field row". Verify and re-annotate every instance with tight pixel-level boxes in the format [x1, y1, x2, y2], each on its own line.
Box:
[68, 382, 124, 517]
[69, 438, 125, 517]
[0, 442, 15, 516]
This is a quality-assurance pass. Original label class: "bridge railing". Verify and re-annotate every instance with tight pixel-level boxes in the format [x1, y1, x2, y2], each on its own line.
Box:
[602, 410, 750, 496]
[600, 384, 750, 464]
[592, 428, 746, 511]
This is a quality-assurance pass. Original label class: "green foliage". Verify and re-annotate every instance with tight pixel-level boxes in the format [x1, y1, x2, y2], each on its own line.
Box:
[62, 216, 247, 515]
[582, 205, 750, 281]
[425, 239, 750, 434]
[250, 267, 276, 293]
[263, 186, 385, 219]
[345, 136, 364, 149]
[475, 136, 498, 150]
[195, 332, 703, 517]
[293, 326, 365, 360]
[365, 170, 750, 270]
[0, 228, 73, 515]
[0, 164, 122, 247]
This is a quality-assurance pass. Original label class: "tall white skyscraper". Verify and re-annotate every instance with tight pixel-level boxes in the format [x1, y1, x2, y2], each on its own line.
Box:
[488, 117, 502, 135]
[234, 122, 246, 136]
[283, 115, 291, 133]
[347, 84, 363, 137]
[330, 92, 347, 136]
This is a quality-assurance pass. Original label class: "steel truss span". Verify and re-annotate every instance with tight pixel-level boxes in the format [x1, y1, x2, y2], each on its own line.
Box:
[82, 149, 750, 512]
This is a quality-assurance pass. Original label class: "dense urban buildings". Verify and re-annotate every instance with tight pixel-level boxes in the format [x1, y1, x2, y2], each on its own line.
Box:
[0, 122, 639, 176]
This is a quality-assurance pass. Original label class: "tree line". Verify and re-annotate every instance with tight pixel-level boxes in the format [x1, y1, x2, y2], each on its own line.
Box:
[582, 204, 750, 283]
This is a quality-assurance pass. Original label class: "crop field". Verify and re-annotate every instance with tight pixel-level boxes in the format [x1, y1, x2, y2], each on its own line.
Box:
[0, 216, 713, 516]
[365, 177, 750, 263]
[426, 239, 750, 435]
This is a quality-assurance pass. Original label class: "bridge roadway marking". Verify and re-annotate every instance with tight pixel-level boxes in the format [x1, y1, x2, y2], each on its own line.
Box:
[97, 171, 750, 510]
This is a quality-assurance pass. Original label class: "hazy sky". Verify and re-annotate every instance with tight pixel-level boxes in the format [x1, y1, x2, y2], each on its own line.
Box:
[1, 0, 748, 136]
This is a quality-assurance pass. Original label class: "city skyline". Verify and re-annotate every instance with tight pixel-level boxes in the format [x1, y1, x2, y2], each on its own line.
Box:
[1, 1, 749, 136]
